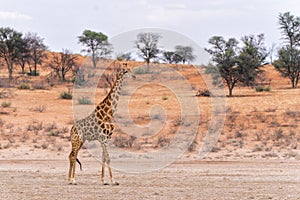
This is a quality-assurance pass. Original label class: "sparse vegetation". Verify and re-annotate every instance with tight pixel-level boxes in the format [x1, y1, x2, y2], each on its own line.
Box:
[60, 91, 73, 99]
[1, 101, 11, 108]
[18, 83, 30, 90]
[255, 85, 271, 92]
[31, 105, 46, 113]
[196, 89, 211, 97]
[78, 96, 92, 105]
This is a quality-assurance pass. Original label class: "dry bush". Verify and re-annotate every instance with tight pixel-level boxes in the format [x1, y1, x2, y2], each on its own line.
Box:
[32, 82, 48, 90]
[26, 121, 43, 132]
[156, 136, 170, 147]
[188, 140, 198, 152]
[273, 129, 283, 141]
[44, 122, 57, 132]
[0, 118, 4, 127]
[41, 143, 49, 149]
[1, 101, 11, 108]
[113, 135, 136, 148]
[195, 89, 211, 97]
[31, 105, 46, 113]
[255, 131, 263, 141]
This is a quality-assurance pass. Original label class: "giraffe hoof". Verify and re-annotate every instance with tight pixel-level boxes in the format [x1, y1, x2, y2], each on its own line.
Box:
[103, 182, 109, 186]
[112, 182, 119, 186]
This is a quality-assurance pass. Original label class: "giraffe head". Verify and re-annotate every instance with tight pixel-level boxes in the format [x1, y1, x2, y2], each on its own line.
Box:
[120, 63, 136, 79]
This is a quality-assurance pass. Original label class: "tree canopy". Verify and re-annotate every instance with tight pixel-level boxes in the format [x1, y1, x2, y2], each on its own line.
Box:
[78, 30, 112, 68]
[135, 32, 161, 66]
[206, 34, 267, 96]
[0, 27, 25, 79]
[275, 12, 300, 88]
[174, 45, 196, 64]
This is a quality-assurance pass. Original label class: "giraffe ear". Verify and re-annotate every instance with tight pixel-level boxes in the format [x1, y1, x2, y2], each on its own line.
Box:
[122, 63, 128, 69]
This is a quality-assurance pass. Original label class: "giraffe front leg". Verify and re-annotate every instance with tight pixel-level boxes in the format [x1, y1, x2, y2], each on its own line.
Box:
[101, 152, 109, 185]
[107, 162, 119, 186]
[102, 144, 119, 186]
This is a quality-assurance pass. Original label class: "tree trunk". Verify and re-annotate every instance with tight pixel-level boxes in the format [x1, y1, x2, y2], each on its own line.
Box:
[92, 51, 97, 68]
[5, 59, 13, 80]
[291, 77, 296, 88]
[34, 62, 37, 76]
[228, 87, 233, 97]
[21, 63, 25, 74]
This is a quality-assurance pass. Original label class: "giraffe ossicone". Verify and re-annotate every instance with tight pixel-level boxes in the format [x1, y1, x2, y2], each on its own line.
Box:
[68, 63, 134, 185]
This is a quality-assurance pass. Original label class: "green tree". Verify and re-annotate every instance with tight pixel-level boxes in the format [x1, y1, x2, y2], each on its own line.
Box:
[78, 30, 112, 68]
[174, 45, 196, 64]
[162, 51, 175, 64]
[16, 37, 30, 74]
[274, 46, 300, 88]
[205, 36, 239, 96]
[25, 32, 47, 76]
[275, 12, 300, 88]
[0, 27, 25, 79]
[116, 52, 131, 61]
[135, 32, 161, 66]
[238, 34, 267, 86]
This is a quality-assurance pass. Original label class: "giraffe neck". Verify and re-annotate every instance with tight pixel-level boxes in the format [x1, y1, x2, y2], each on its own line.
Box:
[95, 72, 126, 121]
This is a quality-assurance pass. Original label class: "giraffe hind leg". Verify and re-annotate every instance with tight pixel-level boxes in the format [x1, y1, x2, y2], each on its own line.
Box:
[68, 142, 83, 185]
[68, 150, 76, 184]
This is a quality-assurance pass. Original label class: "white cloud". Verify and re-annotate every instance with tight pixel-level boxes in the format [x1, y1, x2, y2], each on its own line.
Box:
[0, 11, 32, 20]
[146, 5, 243, 25]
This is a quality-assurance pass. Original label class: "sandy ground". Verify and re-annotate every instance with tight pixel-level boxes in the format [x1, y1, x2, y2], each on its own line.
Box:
[0, 63, 300, 199]
[0, 159, 300, 200]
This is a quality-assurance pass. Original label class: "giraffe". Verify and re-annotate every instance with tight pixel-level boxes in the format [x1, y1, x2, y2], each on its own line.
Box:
[68, 63, 134, 185]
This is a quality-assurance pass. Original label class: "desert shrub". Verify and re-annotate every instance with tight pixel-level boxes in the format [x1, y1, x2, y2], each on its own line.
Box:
[26, 121, 43, 132]
[41, 143, 49, 149]
[113, 135, 127, 148]
[264, 86, 271, 92]
[32, 105, 46, 112]
[211, 146, 221, 152]
[50, 130, 60, 136]
[274, 129, 283, 140]
[78, 96, 92, 105]
[113, 135, 136, 148]
[255, 85, 271, 92]
[60, 91, 72, 99]
[255, 86, 264, 92]
[44, 122, 57, 132]
[156, 136, 170, 147]
[255, 131, 262, 141]
[162, 95, 168, 100]
[32, 82, 47, 90]
[0, 118, 4, 127]
[1, 101, 11, 108]
[133, 67, 148, 74]
[235, 131, 243, 138]
[27, 70, 39, 76]
[196, 89, 211, 97]
[285, 110, 299, 118]
[188, 140, 198, 152]
[18, 83, 30, 90]
[252, 145, 263, 152]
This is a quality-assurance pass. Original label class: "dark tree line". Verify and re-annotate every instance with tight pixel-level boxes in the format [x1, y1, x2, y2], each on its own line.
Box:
[0, 27, 48, 79]
[2, 11, 298, 88]
[134, 32, 196, 65]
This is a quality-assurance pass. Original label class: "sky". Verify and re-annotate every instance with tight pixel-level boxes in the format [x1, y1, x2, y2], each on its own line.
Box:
[1, 0, 300, 57]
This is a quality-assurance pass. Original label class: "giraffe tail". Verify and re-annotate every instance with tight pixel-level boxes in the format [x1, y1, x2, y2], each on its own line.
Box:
[76, 158, 82, 171]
